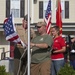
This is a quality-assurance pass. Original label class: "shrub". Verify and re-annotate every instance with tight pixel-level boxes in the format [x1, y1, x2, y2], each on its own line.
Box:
[57, 63, 75, 75]
[0, 65, 7, 75]
[0, 65, 13, 75]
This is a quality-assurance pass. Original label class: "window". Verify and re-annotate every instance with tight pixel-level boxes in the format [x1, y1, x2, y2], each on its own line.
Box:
[6, 0, 10, 17]
[11, 0, 20, 18]
[43, 0, 53, 18]
[39, 1, 43, 19]
[20, 0, 25, 17]
[39, 0, 52, 19]
[61, 1, 65, 18]
[43, 1, 48, 19]
[39, 0, 69, 19]
[6, 0, 25, 18]
[65, 1, 69, 18]
[61, 1, 69, 19]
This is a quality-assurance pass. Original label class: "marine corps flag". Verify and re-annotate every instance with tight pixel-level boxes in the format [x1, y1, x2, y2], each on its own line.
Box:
[56, 0, 62, 35]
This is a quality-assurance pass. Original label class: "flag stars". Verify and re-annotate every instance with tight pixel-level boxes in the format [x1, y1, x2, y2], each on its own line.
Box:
[7, 31, 9, 33]
[3, 14, 15, 36]
[10, 25, 12, 27]
[10, 28, 13, 31]
[45, 0, 51, 20]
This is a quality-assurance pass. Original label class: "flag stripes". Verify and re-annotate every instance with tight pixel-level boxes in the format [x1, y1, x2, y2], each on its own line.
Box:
[45, 0, 51, 34]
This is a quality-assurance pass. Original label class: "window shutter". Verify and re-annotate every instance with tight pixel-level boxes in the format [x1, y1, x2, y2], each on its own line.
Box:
[20, 0, 25, 17]
[6, 0, 10, 17]
[39, 1, 43, 19]
[65, 1, 69, 18]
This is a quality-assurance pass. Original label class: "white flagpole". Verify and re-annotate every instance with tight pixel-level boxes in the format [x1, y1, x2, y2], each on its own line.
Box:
[28, 0, 30, 75]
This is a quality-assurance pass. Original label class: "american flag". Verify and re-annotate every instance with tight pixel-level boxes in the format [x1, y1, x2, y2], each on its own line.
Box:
[45, 0, 51, 34]
[3, 14, 21, 44]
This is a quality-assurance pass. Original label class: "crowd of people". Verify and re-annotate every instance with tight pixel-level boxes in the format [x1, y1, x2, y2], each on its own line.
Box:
[13, 14, 75, 75]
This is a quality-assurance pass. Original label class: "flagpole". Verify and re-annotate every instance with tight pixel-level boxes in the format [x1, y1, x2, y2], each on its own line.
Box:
[27, 0, 30, 75]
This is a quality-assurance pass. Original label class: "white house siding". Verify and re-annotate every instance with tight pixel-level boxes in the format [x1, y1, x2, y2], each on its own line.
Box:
[0, 0, 6, 23]
[32, 0, 39, 23]
[69, 0, 75, 22]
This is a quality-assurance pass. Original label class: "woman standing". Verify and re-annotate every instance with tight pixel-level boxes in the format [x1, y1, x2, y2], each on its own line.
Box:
[51, 26, 66, 75]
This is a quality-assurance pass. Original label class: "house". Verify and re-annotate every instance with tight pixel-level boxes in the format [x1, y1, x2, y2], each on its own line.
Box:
[0, 0, 75, 59]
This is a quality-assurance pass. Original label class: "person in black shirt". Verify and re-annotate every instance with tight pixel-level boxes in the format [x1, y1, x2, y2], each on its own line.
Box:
[69, 37, 75, 70]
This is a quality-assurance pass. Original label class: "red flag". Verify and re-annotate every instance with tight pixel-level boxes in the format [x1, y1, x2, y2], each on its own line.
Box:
[45, 0, 51, 34]
[56, 0, 62, 35]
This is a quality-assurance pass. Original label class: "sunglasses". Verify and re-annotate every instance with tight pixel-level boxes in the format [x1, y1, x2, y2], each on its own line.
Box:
[36, 26, 42, 28]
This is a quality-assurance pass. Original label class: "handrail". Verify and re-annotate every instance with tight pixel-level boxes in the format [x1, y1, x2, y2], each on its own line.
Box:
[0, 47, 14, 60]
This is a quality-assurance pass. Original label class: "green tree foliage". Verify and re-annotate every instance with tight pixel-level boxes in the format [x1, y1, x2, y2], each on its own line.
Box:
[57, 63, 75, 75]
[0, 65, 7, 75]
[0, 65, 11, 75]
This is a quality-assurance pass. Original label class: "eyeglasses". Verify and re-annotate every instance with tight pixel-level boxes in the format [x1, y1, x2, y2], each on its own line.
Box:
[36, 26, 42, 28]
